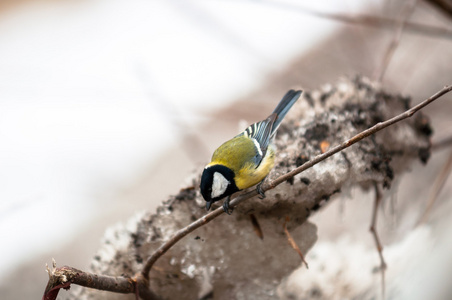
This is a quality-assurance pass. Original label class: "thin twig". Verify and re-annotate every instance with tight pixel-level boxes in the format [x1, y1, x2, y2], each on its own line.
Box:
[244, 0, 452, 40]
[370, 183, 386, 299]
[142, 205, 227, 279]
[283, 217, 309, 269]
[42, 260, 161, 300]
[416, 149, 452, 226]
[375, 0, 418, 82]
[267, 85, 452, 188]
[425, 0, 452, 19]
[250, 214, 264, 240]
[42, 85, 452, 299]
[432, 135, 452, 151]
[142, 85, 452, 279]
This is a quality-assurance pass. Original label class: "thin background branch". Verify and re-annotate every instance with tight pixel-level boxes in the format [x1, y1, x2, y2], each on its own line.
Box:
[240, 0, 452, 40]
[416, 149, 452, 225]
[374, 0, 418, 81]
[370, 183, 387, 298]
[432, 135, 452, 151]
[425, 0, 452, 18]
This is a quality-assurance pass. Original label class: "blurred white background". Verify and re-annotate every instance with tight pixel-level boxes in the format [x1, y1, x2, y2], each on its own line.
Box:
[1, 0, 451, 299]
[0, 0, 366, 279]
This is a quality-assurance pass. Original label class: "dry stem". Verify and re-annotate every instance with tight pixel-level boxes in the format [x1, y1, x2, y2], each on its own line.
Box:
[252, 0, 452, 40]
[142, 84, 452, 279]
[416, 149, 452, 225]
[370, 183, 387, 298]
[43, 260, 160, 300]
[375, 0, 417, 81]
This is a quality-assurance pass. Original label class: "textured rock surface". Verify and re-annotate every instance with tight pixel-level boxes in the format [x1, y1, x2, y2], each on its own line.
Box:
[65, 76, 431, 299]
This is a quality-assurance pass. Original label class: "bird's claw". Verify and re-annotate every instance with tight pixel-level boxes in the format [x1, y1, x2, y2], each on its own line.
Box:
[222, 196, 233, 215]
[257, 181, 266, 199]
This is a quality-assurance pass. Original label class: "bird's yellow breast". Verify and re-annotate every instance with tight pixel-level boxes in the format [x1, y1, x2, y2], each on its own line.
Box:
[234, 145, 275, 190]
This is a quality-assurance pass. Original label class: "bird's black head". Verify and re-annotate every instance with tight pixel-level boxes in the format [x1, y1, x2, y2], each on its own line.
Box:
[200, 164, 239, 210]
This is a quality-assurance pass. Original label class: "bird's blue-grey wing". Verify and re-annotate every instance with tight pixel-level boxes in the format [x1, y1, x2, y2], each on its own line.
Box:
[242, 113, 277, 167]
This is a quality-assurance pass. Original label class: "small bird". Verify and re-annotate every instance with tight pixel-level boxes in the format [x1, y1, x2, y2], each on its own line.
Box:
[200, 89, 302, 213]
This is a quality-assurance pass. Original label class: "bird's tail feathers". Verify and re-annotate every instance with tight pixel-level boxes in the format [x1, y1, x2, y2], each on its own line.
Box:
[271, 89, 302, 134]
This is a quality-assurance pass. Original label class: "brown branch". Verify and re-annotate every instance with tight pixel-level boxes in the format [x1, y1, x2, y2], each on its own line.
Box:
[416, 149, 452, 225]
[44, 84, 451, 299]
[370, 183, 387, 298]
[425, 0, 452, 19]
[141, 84, 452, 279]
[267, 85, 452, 188]
[250, 214, 264, 239]
[141, 203, 227, 279]
[375, 0, 418, 82]
[432, 135, 452, 151]
[42, 259, 161, 300]
[251, 0, 452, 40]
[283, 217, 309, 269]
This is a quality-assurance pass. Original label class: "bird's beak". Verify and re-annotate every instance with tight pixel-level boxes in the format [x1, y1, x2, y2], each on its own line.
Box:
[206, 201, 213, 211]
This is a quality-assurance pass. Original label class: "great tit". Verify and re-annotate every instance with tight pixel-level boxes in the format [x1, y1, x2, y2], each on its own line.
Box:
[200, 89, 302, 213]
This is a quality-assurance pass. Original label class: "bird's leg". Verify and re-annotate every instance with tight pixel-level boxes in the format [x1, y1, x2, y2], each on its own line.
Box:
[256, 176, 268, 199]
[222, 196, 233, 215]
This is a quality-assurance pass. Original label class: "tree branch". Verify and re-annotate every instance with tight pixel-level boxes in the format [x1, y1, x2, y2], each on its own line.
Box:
[425, 0, 452, 19]
[374, 0, 418, 82]
[251, 0, 452, 40]
[266, 85, 452, 188]
[48, 79, 451, 299]
[43, 259, 161, 300]
[141, 84, 452, 279]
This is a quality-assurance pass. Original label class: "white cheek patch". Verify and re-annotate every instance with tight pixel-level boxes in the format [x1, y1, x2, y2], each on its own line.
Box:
[252, 138, 263, 157]
[212, 172, 230, 198]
